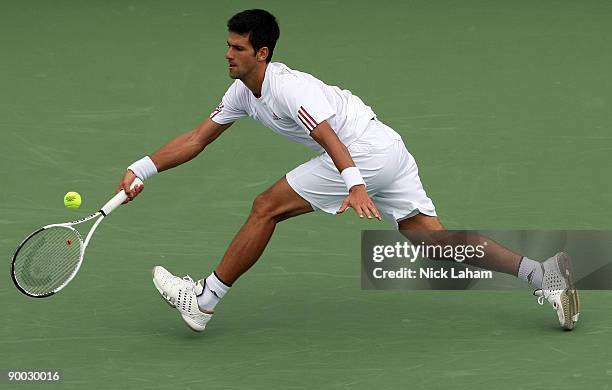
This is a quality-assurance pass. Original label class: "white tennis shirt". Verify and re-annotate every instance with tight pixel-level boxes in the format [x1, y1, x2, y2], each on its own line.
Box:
[210, 62, 376, 153]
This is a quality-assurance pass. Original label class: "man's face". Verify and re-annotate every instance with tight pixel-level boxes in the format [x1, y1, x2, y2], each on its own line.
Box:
[226, 32, 258, 80]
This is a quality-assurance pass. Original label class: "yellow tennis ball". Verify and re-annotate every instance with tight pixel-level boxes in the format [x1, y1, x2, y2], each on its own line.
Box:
[64, 192, 82, 209]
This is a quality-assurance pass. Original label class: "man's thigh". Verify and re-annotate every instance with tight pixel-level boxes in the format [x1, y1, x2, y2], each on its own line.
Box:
[285, 155, 346, 214]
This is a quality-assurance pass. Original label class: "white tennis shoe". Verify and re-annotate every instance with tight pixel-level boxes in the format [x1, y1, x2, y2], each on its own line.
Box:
[152, 266, 213, 332]
[534, 252, 580, 330]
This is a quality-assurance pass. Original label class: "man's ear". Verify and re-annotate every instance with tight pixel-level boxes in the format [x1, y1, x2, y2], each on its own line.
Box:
[257, 47, 269, 62]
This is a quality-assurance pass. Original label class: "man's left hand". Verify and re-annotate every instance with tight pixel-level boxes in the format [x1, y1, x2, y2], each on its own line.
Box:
[337, 185, 382, 220]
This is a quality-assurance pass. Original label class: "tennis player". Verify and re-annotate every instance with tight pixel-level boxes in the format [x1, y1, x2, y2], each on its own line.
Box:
[118, 9, 579, 331]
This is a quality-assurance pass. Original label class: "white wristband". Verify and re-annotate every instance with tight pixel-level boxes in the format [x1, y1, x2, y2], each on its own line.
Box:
[340, 166, 366, 191]
[127, 156, 158, 181]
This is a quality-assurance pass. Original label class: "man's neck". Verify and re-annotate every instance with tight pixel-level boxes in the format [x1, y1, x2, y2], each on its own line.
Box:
[242, 63, 268, 98]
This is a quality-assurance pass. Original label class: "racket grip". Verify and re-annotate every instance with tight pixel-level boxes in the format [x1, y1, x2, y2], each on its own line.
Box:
[101, 178, 144, 216]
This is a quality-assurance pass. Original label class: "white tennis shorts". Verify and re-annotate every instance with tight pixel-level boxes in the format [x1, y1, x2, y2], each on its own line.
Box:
[286, 118, 436, 228]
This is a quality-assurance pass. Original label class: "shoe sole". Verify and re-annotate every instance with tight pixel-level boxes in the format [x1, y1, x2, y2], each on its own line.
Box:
[180, 314, 207, 333]
[151, 267, 177, 309]
[557, 252, 580, 330]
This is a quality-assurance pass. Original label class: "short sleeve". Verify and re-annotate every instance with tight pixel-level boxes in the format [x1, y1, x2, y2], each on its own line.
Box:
[278, 80, 335, 133]
[210, 81, 248, 124]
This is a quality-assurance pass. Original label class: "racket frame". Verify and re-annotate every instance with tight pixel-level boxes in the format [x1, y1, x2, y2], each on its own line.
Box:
[11, 178, 142, 298]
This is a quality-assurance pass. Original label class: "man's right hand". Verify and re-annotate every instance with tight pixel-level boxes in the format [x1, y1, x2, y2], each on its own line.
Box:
[117, 170, 144, 204]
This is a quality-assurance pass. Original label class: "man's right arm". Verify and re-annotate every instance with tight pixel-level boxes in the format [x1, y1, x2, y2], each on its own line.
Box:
[150, 118, 233, 173]
[118, 118, 233, 200]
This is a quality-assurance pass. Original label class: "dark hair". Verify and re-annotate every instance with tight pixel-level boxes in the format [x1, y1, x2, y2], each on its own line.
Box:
[227, 9, 280, 63]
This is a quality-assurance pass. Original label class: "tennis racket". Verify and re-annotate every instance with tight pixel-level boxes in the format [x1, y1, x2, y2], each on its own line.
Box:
[11, 178, 143, 298]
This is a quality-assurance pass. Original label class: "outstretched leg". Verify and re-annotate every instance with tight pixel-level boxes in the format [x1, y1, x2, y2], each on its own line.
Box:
[151, 176, 313, 332]
[397, 214, 579, 329]
[215, 176, 314, 284]
[398, 214, 522, 275]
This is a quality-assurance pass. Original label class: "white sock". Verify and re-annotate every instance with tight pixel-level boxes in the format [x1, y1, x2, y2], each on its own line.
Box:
[197, 272, 231, 312]
[517, 257, 543, 289]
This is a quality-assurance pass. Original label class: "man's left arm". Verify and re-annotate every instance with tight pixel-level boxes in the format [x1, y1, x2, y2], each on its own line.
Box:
[310, 121, 382, 220]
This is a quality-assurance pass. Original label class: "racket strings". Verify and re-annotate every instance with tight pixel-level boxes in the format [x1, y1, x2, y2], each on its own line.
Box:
[13, 226, 83, 296]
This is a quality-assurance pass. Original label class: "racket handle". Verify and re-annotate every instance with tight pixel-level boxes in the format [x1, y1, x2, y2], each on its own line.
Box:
[100, 178, 144, 216]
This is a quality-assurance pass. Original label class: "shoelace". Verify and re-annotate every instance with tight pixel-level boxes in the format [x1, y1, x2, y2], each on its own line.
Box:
[534, 289, 553, 305]
[181, 275, 195, 290]
[535, 289, 561, 306]
[167, 274, 195, 291]
[180, 275, 206, 297]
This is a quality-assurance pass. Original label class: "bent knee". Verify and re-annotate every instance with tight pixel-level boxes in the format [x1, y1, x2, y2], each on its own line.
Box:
[250, 192, 283, 221]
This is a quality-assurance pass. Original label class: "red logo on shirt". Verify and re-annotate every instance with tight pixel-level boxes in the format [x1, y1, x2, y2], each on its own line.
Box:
[210, 103, 224, 119]
[297, 106, 318, 131]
